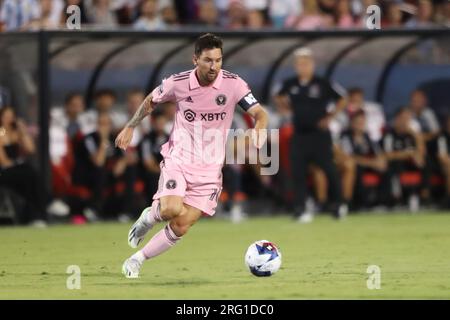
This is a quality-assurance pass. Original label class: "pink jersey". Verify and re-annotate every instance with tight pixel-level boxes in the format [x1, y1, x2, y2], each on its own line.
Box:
[151, 68, 258, 177]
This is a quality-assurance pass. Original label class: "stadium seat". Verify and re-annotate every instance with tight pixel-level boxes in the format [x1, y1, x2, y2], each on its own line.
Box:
[362, 172, 381, 187]
[399, 171, 422, 187]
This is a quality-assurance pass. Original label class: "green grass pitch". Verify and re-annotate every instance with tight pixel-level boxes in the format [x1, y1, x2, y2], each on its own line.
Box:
[1, 212, 450, 299]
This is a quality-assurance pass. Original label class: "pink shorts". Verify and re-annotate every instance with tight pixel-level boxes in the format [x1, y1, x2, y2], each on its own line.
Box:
[152, 159, 223, 216]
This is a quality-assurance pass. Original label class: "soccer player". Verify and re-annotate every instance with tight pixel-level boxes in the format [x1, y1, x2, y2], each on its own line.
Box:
[115, 33, 268, 278]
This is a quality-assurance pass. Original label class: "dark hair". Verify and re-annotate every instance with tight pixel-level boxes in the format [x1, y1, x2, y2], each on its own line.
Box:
[127, 88, 144, 97]
[394, 106, 410, 118]
[348, 87, 364, 96]
[64, 92, 83, 105]
[194, 33, 223, 57]
[94, 89, 116, 100]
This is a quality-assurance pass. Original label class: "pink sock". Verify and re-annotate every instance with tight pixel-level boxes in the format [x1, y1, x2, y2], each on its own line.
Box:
[141, 224, 181, 260]
[145, 200, 163, 226]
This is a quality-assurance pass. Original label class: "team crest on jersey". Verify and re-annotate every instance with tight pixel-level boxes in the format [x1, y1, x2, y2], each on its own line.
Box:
[184, 109, 196, 122]
[166, 179, 177, 190]
[215, 94, 227, 106]
[308, 84, 320, 98]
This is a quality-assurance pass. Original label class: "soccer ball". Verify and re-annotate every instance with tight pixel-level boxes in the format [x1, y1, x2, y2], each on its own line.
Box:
[244, 240, 282, 277]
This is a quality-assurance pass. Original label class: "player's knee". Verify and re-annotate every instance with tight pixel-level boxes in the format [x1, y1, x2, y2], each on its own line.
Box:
[160, 202, 183, 219]
[170, 220, 193, 237]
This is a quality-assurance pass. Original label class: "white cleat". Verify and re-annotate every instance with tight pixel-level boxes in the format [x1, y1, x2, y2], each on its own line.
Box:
[230, 204, 247, 224]
[297, 211, 314, 224]
[122, 258, 142, 279]
[128, 207, 153, 248]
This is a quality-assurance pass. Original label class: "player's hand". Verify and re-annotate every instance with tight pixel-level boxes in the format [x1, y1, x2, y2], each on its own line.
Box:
[115, 127, 134, 150]
[251, 128, 267, 149]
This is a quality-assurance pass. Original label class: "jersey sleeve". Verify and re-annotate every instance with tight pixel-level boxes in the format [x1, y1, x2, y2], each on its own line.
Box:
[235, 76, 259, 112]
[151, 76, 176, 104]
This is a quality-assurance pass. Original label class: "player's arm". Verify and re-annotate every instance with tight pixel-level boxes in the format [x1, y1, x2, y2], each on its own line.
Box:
[247, 104, 269, 149]
[115, 94, 155, 150]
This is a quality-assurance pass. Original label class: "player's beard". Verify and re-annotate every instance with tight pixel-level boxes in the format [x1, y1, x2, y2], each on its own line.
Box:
[205, 70, 218, 83]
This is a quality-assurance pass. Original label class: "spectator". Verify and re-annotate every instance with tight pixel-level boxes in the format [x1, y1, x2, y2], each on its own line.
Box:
[0, 106, 47, 226]
[285, 0, 334, 30]
[139, 109, 169, 203]
[0, 0, 40, 31]
[198, 0, 220, 27]
[268, 0, 301, 28]
[332, 87, 385, 142]
[160, 0, 179, 27]
[406, 0, 435, 28]
[79, 89, 127, 135]
[28, 0, 64, 30]
[51, 92, 85, 139]
[72, 112, 128, 220]
[111, 0, 141, 24]
[247, 8, 266, 29]
[434, 0, 450, 27]
[437, 115, 450, 208]
[408, 89, 440, 142]
[335, 0, 356, 28]
[133, 0, 167, 30]
[244, 0, 269, 28]
[382, 1, 404, 28]
[226, 0, 248, 29]
[407, 90, 440, 204]
[340, 110, 387, 208]
[381, 107, 425, 209]
[85, 0, 118, 28]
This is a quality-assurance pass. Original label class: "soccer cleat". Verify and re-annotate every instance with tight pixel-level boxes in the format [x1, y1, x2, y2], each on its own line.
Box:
[128, 207, 153, 248]
[297, 211, 314, 224]
[230, 204, 247, 224]
[333, 203, 348, 220]
[122, 258, 142, 279]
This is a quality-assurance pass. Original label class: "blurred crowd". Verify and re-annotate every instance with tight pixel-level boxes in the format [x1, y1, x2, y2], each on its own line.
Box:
[0, 0, 449, 32]
[1, 78, 449, 226]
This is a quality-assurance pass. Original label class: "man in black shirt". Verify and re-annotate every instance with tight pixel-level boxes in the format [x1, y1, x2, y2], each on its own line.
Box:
[381, 107, 425, 208]
[73, 113, 128, 219]
[275, 48, 348, 222]
[139, 110, 169, 203]
[437, 115, 450, 208]
[340, 110, 387, 208]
